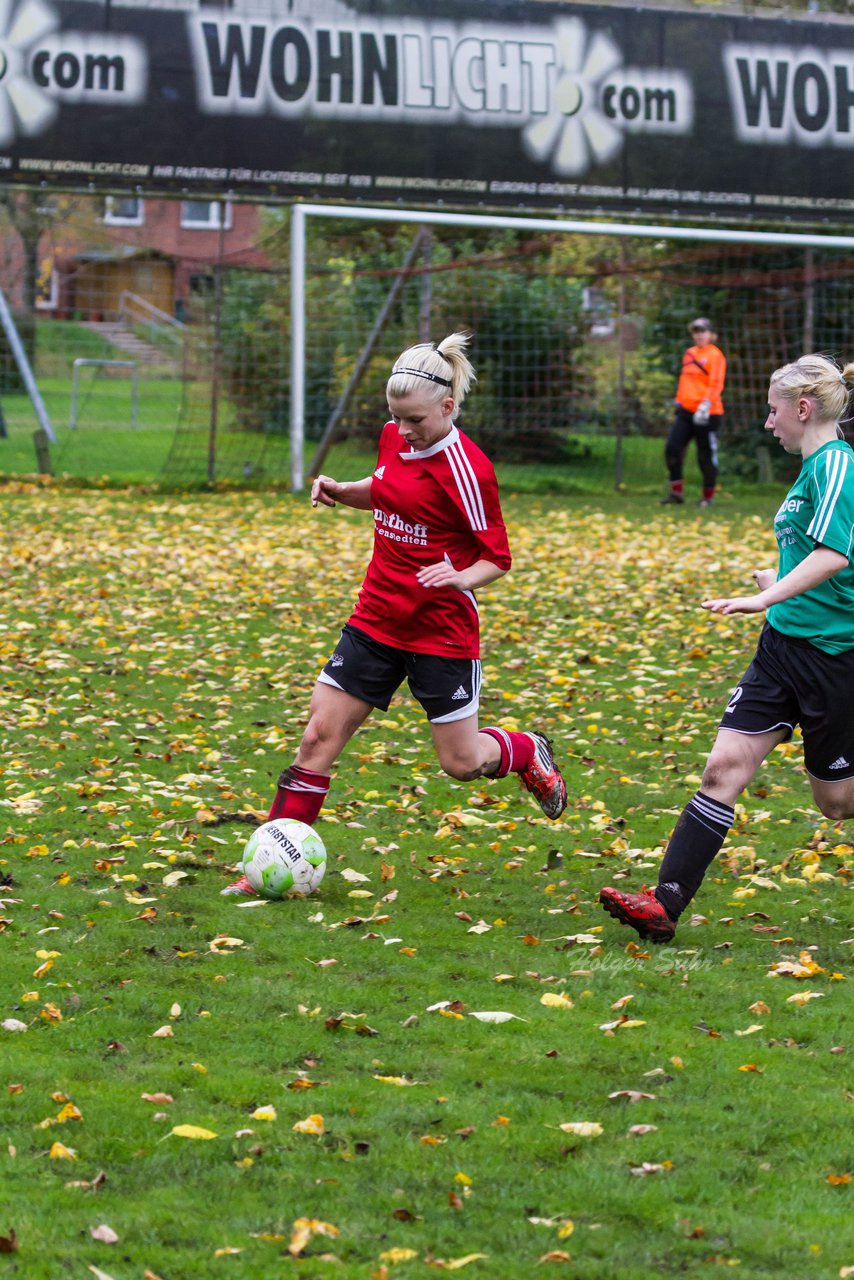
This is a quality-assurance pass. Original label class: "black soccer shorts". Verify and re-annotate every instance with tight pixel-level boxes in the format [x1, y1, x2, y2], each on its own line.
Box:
[719, 623, 854, 781]
[318, 623, 482, 724]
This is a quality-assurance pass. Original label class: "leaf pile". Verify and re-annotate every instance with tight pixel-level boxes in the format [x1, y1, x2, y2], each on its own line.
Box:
[1, 488, 852, 1278]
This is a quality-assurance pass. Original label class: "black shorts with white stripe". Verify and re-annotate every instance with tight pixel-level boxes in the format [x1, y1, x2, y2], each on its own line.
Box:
[720, 623, 854, 781]
[318, 623, 482, 724]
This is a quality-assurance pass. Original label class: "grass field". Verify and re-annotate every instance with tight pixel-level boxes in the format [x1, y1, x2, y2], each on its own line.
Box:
[1, 411, 771, 498]
[2, 486, 853, 1279]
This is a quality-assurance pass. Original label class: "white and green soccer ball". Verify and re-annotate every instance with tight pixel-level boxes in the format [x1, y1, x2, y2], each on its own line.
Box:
[240, 819, 327, 899]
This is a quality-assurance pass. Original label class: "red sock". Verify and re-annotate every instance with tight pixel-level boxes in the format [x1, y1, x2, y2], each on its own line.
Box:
[671, 480, 684, 497]
[480, 728, 536, 779]
[268, 764, 330, 825]
[703, 486, 715, 501]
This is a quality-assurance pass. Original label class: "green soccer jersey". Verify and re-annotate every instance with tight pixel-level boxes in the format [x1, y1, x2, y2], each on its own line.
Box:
[767, 440, 854, 654]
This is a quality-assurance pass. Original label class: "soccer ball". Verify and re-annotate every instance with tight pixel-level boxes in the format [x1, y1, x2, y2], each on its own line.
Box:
[240, 819, 327, 899]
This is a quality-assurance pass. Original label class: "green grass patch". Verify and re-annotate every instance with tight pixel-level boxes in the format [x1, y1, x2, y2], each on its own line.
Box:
[1, 488, 852, 1278]
[1, 318, 765, 492]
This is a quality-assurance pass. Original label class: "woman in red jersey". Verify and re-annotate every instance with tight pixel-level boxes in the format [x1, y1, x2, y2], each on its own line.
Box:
[223, 332, 566, 895]
[661, 317, 726, 508]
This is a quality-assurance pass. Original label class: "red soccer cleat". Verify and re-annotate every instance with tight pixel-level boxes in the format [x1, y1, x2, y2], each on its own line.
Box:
[220, 874, 257, 898]
[599, 885, 676, 944]
[519, 732, 567, 820]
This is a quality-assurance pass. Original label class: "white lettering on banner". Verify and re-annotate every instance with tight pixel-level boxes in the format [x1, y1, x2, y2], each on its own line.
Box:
[187, 14, 693, 177]
[725, 44, 854, 146]
[189, 17, 566, 122]
[18, 156, 150, 176]
[5, 0, 854, 193]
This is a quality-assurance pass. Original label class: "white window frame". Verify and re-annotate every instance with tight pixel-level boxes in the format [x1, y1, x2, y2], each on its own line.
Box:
[104, 195, 145, 226]
[36, 267, 59, 311]
[180, 199, 232, 231]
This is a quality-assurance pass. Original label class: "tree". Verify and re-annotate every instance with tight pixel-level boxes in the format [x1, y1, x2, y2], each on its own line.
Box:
[0, 191, 43, 376]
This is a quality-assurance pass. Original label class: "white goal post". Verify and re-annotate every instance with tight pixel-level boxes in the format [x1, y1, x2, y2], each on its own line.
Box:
[289, 202, 854, 492]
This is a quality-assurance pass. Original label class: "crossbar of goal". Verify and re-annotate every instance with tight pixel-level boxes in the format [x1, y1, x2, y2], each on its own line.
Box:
[290, 202, 854, 492]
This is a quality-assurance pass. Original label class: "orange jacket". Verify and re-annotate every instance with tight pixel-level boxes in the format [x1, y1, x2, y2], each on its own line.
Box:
[675, 343, 726, 415]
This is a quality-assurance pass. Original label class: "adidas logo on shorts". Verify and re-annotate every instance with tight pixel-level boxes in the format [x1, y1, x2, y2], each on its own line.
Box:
[451, 686, 469, 700]
[828, 755, 850, 770]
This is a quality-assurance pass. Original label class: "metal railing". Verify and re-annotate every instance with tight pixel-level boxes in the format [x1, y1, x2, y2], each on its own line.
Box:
[118, 290, 186, 335]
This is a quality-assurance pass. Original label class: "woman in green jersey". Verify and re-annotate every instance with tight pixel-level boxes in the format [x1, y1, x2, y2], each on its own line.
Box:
[600, 353, 854, 943]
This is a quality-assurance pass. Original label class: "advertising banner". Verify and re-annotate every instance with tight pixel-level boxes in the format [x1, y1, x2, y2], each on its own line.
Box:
[1, 0, 853, 219]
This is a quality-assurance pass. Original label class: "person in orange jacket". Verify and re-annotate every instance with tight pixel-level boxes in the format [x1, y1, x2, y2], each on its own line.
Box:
[661, 317, 726, 507]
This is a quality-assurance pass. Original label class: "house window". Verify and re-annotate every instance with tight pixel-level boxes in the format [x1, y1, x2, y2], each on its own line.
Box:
[180, 200, 232, 230]
[189, 272, 215, 296]
[36, 265, 59, 311]
[104, 196, 144, 226]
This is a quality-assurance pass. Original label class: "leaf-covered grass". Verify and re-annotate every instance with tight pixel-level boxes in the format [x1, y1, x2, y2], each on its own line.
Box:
[1, 487, 853, 1279]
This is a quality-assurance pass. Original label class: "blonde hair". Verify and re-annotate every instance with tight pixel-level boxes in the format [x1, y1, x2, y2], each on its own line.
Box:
[387, 331, 476, 410]
[769, 353, 854, 425]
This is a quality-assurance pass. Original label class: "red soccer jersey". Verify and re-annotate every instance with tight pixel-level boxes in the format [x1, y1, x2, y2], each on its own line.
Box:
[348, 423, 512, 659]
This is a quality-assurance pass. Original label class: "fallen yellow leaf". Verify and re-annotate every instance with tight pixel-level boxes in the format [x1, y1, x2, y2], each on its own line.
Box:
[288, 1217, 339, 1257]
[49, 1141, 77, 1160]
[292, 1114, 325, 1135]
[558, 1122, 603, 1138]
[170, 1124, 217, 1140]
[786, 991, 826, 1006]
[208, 935, 244, 954]
[540, 993, 574, 1010]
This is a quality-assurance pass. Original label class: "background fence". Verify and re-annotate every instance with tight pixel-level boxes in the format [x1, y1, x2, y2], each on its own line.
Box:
[1, 197, 852, 492]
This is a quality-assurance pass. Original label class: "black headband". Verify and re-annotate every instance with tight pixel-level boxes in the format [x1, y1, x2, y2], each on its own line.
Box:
[391, 366, 452, 388]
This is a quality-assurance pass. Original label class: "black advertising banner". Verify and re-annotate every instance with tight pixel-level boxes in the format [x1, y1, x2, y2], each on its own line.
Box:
[1, 0, 854, 219]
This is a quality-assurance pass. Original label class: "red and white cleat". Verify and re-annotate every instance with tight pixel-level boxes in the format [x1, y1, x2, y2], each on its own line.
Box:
[599, 885, 676, 944]
[519, 732, 567, 820]
[219, 874, 257, 898]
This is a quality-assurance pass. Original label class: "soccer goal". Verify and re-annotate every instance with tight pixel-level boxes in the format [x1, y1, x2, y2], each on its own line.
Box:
[289, 203, 854, 494]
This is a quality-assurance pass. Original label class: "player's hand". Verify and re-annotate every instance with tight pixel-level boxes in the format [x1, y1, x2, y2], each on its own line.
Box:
[311, 475, 340, 507]
[416, 561, 467, 591]
[701, 595, 766, 615]
[751, 568, 776, 591]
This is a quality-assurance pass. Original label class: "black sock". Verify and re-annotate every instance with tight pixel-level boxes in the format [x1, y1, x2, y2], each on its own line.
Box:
[654, 791, 734, 919]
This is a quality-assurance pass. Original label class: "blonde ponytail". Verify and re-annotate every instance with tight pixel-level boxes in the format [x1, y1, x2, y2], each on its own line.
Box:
[388, 332, 476, 409]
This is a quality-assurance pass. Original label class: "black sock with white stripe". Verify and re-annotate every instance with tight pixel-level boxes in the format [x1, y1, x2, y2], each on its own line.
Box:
[654, 790, 735, 920]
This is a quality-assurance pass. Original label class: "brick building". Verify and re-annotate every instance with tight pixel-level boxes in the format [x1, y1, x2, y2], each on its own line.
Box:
[1, 193, 272, 323]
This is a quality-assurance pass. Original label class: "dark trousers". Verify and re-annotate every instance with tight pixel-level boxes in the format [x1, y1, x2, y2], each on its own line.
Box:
[664, 405, 721, 488]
